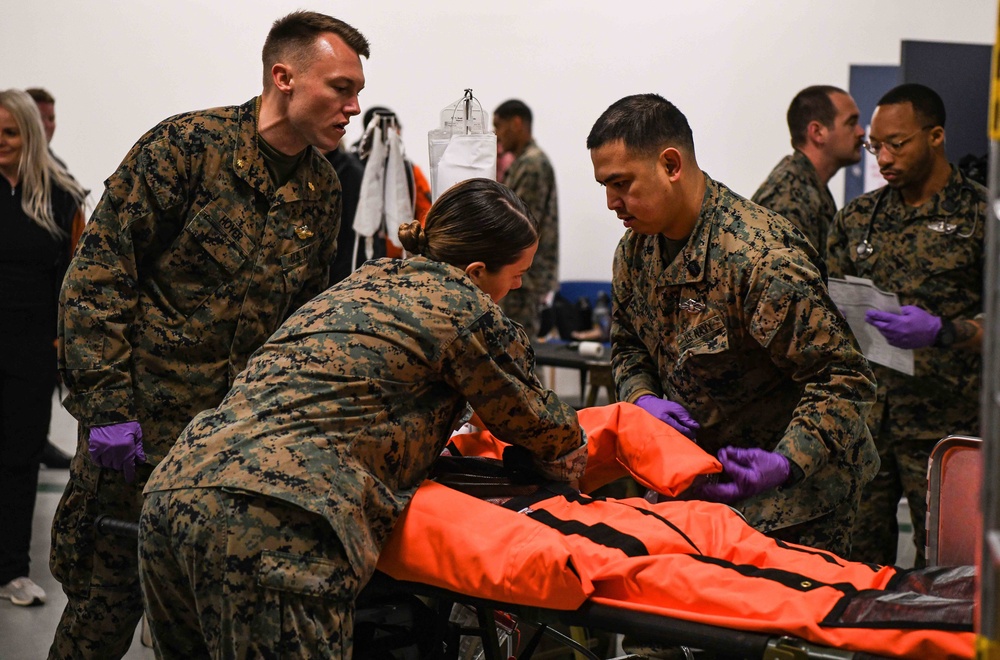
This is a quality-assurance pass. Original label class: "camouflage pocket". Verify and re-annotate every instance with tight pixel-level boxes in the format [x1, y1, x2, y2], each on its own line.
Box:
[156, 202, 250, 316]
[677, 315, 727, 355]
[914, 222, 978, 276]
[676, 315, 773, 415]
[62, 311, 108, 370]
[61, 260, 111, 370]
[676, 315, 730, 377]
[278, 242, 317, 315]
[49, 481, 98, 589]
[256, 548, 360, 602]
[250, 562, 355, 659]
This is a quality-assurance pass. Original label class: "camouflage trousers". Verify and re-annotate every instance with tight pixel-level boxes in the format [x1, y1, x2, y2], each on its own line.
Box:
[139, 487, 359, 659]
[849, 436, 938, 568]
[764, 484, 862, 559]
[48, 449, 153, 660]
[500, 287, 541, 340]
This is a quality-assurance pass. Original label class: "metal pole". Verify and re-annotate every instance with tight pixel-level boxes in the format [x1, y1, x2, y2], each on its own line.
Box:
[978, 6, 1000, 656]
[464, 88, 473, 135]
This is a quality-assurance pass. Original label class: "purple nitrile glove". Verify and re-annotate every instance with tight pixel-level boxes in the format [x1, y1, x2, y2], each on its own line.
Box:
[89, 421, 146, 483]
[865, 305, 941, 349]
[634, 395, 700, 440]
[690, 446, 791, 505]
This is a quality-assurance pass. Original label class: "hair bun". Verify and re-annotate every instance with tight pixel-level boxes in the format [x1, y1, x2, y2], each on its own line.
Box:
[397, 220, 428, 255]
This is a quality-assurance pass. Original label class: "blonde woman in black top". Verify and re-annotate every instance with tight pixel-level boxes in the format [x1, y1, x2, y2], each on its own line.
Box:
[0, 88, 85, 606]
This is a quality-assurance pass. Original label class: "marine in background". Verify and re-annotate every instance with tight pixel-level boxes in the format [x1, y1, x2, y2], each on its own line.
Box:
[826, 83, 985, 568]
[494, 98, 559, 339]
[752, 85, 865, 261]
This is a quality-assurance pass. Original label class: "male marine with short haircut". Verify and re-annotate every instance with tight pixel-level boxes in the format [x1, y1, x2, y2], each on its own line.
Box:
[752, 85, 865, 260]
[49, 11, 368, 658]
[589, 93, 878, 556]
[493, 99, 559, 338]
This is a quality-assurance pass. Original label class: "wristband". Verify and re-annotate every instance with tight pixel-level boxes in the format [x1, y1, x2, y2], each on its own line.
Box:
[933, 318, 956, 348]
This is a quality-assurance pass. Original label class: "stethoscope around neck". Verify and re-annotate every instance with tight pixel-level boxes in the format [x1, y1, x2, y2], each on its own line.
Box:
[855, 180, 982, 260]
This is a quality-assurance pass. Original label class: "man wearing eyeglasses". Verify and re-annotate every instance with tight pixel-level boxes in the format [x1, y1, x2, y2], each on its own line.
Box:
[826, 83, 986, 568]
[752, 86, 865, 262]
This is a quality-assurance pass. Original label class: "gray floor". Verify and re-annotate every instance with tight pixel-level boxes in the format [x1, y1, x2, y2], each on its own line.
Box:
[0, 381, 916, 659]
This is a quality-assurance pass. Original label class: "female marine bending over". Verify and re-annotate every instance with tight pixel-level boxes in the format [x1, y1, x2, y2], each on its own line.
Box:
[137, 177, 587, 658]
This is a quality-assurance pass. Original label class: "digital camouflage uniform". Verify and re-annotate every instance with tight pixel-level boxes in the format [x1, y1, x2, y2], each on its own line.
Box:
[50, 97, 341, 659]
[826, 166, 985, 567]
[751, 149, 838, 260]
[500, 139, 558, 338]
[139, 257, 587, 658]
[611, 174, 879, 556]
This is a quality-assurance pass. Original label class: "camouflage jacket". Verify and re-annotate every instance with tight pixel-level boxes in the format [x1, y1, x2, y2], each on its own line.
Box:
[58, 97, 341, 462]
[751, 150, 837, 258]
[611, 174, 878, 531]
[146, 257, 586, 582]
[826, 166, 985, 439]
[505, 140, 558, 295]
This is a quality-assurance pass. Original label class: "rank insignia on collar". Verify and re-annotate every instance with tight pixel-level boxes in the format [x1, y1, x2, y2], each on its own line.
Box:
[295, 225, 314, 240]
[307, 182, 315, 191]
[679, 299, 705, 313]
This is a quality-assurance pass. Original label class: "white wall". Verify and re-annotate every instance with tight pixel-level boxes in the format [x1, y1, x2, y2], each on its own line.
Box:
[4, 0, 995, 281]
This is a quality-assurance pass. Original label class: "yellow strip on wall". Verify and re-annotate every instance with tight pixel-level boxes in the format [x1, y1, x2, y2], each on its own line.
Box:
[990, 6, 1000, 140]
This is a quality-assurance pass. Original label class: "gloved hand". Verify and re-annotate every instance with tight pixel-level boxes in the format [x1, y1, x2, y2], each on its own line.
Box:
[634, 395, 700, 440]
[89, 421, 146, 483]
[865, 305, 941, 349]
[691, 446, 791, 504]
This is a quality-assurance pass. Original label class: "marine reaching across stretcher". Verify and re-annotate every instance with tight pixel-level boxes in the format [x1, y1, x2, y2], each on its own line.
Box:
[375, 403, 975, 659]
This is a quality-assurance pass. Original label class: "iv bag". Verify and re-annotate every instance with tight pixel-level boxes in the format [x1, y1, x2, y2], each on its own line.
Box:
[427, 89, 497, 200]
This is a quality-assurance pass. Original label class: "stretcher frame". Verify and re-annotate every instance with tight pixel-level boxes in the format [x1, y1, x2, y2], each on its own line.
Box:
[96, 509, 920, 660]
[98, 514, 868, 659]
[359, 569, 875, 660]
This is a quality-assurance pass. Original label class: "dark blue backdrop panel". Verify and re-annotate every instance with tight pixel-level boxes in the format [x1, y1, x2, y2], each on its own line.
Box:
[846, 64, 900, 204]
[558, 281, 612, 307]
[901, 39, 992, 166]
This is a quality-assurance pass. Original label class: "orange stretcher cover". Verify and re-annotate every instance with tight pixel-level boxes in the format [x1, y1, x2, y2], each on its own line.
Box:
[377, 403, 974, 660]
[450, 401, 724, 495]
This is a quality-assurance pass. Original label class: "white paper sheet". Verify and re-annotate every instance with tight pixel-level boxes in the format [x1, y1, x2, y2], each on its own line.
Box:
[828, 276, 915, 375]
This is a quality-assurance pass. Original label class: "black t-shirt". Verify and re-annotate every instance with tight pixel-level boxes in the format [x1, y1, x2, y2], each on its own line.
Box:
[326, 149, 366, 285]
[663, 235, 690, 266]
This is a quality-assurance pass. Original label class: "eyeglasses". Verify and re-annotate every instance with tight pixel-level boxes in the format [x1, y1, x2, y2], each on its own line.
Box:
[862, 126, 934, 157]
